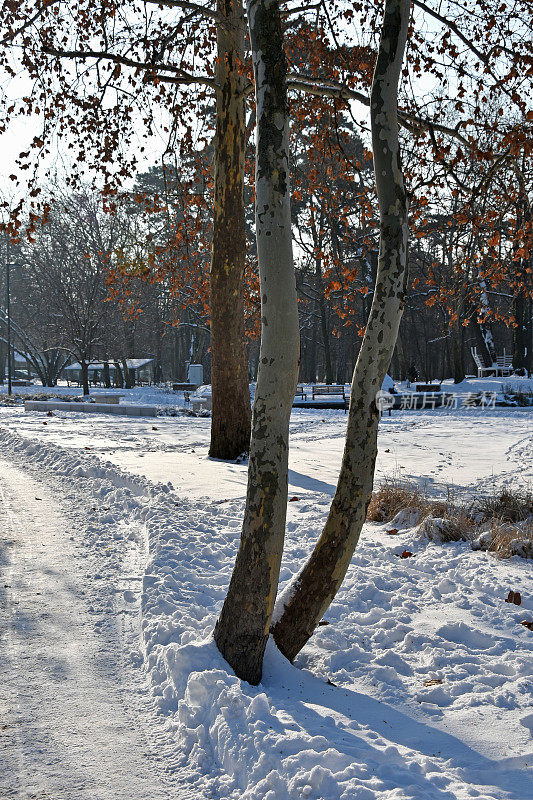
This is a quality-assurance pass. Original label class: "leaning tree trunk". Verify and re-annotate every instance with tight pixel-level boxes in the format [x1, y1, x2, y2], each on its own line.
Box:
[272, 0, 411, 663]
[214, 0, 300, 684]
[209, 0, 252, 460]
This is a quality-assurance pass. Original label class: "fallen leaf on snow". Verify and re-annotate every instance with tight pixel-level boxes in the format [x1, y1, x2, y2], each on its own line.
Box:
[386, 528, 399, 535]
[400, 550, 414, 558]
[423, 679, 443, 687]
[505, 590, 522, 606]
[520, 620, 533, 631]
[289, 496, 300, 502]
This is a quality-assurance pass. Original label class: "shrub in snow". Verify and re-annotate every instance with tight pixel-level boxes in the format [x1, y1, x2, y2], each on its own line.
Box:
[501, 384, 533, 407]
[475, 488, 533, 524]
[388, 508, 422, 530]
[418, 515, 472, 544]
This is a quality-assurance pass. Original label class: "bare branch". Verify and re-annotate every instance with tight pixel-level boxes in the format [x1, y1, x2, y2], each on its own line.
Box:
[143, 0, 226, 25]
[0, 0, 62, 45]
[287, 75, 473, 149]
[42, 47, 217, 90]
[412, 0, 513, 63]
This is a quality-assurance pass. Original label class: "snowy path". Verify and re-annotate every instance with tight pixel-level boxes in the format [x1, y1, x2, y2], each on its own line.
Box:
[0, 406, 531, 800]
[0, 458, 182, 800]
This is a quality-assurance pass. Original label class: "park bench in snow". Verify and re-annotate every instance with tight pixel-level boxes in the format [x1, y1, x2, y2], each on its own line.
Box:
[415, 383, 441, 392]
[495, 352, 514, 375]
[311, 384, 346, 401]
[471, 347, 513, 378]
[172, 382, 197, 392]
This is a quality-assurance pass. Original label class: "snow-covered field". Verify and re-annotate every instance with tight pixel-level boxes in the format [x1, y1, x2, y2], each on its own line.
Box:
[0, 384, 532, 799]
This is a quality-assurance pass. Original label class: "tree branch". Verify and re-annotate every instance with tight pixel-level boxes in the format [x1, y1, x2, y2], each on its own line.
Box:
[42, 47, 217, 90]
[286, 75, 472, 149]
[143, 0, 227, 25]
[0, 0, 62, 45]
[412, 0, 514, 63]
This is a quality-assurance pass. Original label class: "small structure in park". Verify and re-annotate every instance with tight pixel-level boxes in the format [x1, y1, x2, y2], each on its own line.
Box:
[63, 358, 154, 387]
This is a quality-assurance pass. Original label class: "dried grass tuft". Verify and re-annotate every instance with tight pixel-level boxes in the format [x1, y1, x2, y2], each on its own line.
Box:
[475, 520, 533, 559]
[367, 478, 457, 525]
[475, 489, 533, 524]
[366, 478, 426, 523]
[368, 480, 532, 559]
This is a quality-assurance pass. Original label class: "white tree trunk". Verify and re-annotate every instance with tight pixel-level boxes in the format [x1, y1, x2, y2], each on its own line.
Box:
[214, 0, 300, 684]
[272, 0, 411, 662]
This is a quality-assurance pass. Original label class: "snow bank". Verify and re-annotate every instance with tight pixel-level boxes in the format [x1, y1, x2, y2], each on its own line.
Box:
[1, 420, 532, 800]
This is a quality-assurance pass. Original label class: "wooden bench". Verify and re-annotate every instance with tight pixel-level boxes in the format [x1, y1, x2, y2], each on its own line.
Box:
[172, 382, 197, 392]
[311, 384, 346, 401]
[294, 385, 307, 400]
[415, 383, 441, 392]
[390, 392, 453, 410]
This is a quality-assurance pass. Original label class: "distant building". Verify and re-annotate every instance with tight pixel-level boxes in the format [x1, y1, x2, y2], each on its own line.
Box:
[63, 359, 155, 386]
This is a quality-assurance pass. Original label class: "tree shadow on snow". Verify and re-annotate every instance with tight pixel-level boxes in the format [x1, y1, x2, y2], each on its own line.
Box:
[260, 641, 532, 800]
[287, 468, 336, 496]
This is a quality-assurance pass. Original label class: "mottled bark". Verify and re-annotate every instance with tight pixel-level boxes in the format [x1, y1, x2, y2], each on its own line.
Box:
[209, 0, 252, 460]
[214, 0, 299, 684]
[474, 320, 495, 367]
[272, 0, 411, 662]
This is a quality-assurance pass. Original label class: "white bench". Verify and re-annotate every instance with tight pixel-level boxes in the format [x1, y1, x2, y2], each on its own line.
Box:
[495, 352, 513, 376]
[471, 347, 513, 378]
[191, 395, 212, 413]
[24, 401, 157, 417]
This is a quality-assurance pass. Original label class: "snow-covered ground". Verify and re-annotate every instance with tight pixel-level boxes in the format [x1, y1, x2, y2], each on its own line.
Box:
[0, 387, 532, 799]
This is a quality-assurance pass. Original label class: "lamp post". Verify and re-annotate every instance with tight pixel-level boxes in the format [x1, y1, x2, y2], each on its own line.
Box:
[6, 253, 11, 395]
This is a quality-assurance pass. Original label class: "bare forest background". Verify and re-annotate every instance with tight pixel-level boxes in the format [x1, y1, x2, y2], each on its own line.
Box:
[0, 1, 531, 392]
